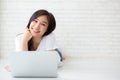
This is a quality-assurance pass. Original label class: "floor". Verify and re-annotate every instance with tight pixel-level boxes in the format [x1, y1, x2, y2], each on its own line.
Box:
[0, 56, 120, 80]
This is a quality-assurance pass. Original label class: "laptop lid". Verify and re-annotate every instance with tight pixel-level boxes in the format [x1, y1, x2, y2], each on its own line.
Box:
[9, 51, 59, 78]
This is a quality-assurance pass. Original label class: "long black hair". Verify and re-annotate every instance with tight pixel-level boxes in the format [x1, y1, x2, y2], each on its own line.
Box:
[27, 9, 56, 50]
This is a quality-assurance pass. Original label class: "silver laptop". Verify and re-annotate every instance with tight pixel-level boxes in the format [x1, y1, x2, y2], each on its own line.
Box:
[9, 51, 59, 78]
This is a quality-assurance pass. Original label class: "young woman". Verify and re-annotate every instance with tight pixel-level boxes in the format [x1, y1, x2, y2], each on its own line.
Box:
[5, 9, 65, 71]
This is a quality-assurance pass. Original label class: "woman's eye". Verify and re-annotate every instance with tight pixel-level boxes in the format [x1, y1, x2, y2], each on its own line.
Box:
[41, 23, 46, 26]
[34, 20, 38, 23]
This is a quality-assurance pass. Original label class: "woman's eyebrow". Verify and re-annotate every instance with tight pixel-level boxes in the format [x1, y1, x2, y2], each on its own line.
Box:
[42, 21, 48, 24]
[34, 19, 38, 21]
[36, 19, 48, 24]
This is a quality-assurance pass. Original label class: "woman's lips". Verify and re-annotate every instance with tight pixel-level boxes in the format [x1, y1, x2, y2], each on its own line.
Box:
[33, 30, 40, 33]
[34, 30, 40, 33]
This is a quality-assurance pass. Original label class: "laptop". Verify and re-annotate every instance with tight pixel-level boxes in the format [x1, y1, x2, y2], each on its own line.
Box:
[9, 51, 59, 78]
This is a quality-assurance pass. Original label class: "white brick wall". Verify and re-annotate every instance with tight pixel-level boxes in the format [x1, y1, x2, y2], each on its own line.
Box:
[0, 0, 120, 58]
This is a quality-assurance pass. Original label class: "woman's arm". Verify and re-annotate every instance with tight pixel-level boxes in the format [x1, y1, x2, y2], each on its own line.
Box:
[21, 28, 32, 51]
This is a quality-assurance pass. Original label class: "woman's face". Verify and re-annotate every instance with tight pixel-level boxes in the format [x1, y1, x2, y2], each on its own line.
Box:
[29, 15, 48, 38]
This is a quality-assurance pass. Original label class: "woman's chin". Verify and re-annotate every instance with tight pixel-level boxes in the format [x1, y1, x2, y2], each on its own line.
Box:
[32, 34, 42, 38]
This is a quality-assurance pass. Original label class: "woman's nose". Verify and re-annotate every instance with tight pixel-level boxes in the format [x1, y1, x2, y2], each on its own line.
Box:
[34, 23, 40, 29]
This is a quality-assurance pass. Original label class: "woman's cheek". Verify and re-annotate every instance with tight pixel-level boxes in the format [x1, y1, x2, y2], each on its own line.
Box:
[30, 22, 34, 28]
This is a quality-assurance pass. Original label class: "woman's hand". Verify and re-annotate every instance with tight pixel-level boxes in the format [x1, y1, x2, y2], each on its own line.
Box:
[21, 28, 32, 51]
[22, 28, 32, 42]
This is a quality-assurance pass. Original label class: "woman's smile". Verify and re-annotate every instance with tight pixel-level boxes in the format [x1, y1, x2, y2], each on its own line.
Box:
[31, 28, 40, 33]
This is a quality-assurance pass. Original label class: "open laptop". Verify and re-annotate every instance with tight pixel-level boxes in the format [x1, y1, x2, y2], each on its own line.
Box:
[9, 51, 59, 78]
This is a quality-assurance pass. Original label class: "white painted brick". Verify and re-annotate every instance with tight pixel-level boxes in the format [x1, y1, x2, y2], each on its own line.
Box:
[0, 0, 120, 58]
